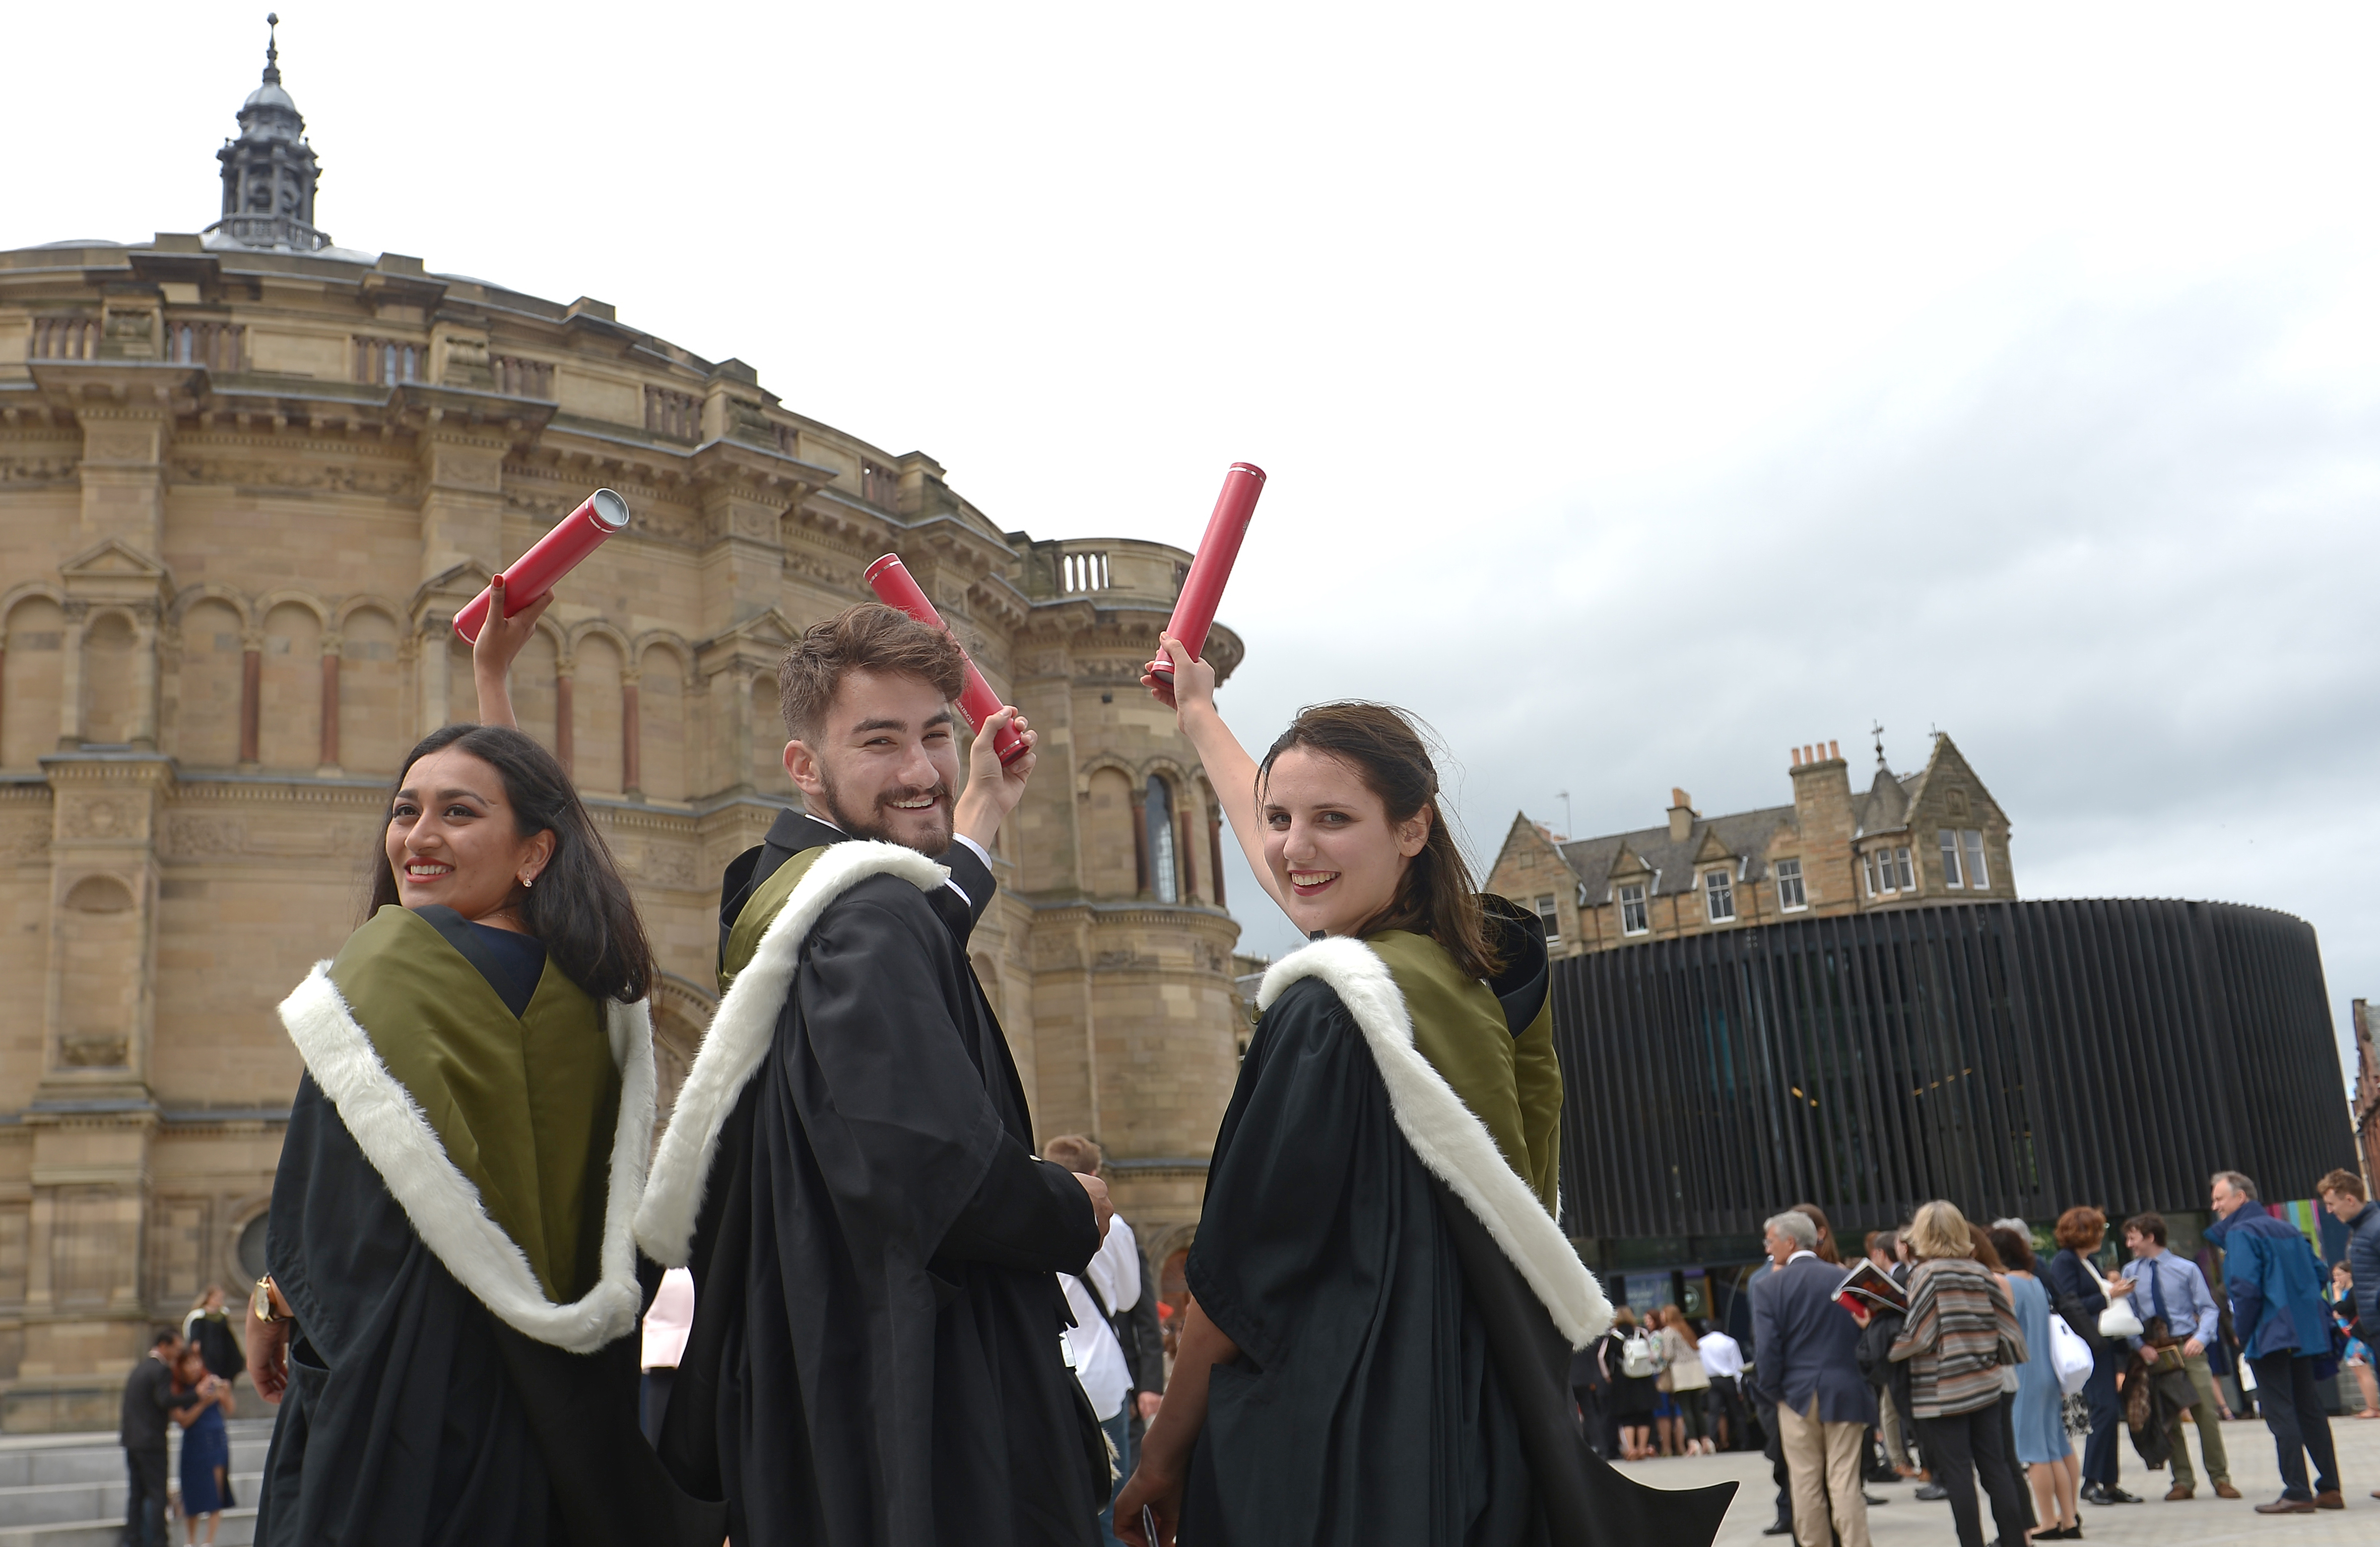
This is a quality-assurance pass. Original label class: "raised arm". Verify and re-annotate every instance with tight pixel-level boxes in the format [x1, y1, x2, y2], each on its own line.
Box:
[1143, 636, 1286, 913]
[469, 574, 554, 731]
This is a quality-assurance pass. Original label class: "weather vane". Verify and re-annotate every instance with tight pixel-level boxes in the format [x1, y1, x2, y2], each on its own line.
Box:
[1871, 720, 1885, 766]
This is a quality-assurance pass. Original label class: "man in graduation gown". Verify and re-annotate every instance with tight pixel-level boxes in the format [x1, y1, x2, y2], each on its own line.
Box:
[636, 603, 1112, 1547]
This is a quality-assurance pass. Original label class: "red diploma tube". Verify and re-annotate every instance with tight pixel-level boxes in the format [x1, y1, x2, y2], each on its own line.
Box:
[453, 489, 630, 644]
[1147, 462, 1265, 682]
[864, 555, 1029, 765]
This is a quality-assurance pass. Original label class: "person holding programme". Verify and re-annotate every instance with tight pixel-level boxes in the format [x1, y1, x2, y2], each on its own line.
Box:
[1749, 1210, 1873, 1547]
[1888, 1201, 2029, 1547]
[246, 577, 718, 1547]
[1114, 640, 1733, 1546]
[637, 603, 1114, 1547]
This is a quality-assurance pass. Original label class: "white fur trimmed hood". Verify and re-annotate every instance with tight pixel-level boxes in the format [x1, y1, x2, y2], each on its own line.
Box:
[276, 970, 657, 1355]
[633, 839, 949, 1267]
[1258, 937, 1612, 1349]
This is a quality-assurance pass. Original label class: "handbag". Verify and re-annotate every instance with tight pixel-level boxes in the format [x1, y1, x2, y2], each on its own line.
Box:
[2084, 1259, 2144, 1339]
[2047, 1310, 2095, 1395]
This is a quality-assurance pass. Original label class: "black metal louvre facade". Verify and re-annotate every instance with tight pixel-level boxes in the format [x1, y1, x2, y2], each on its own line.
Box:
[1554, 898, 2352, 1246]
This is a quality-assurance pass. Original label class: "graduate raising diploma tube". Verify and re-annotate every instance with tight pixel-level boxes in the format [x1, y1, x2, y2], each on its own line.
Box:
[247, 614, 720, 1547]
[1118, 644, 1736, 1547]
[634, 602, 1117, 1547]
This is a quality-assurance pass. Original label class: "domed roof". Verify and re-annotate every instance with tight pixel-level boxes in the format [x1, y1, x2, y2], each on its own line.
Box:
[243, 80, 299, 115]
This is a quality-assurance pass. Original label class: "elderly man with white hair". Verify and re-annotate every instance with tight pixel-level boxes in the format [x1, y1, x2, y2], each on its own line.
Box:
[1750, 1210, 1875, 1547]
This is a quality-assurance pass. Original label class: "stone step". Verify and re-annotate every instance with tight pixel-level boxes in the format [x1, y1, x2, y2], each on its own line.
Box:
[0, 1437, 270, 1490]
[0, 1472, 262, 1529]
[0, 1507, 255, 1547]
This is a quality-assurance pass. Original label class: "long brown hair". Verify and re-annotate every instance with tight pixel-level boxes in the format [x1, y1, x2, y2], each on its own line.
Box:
[1661, 1304, 1700, 1349]
[1257, 702, 1501, 980]
[1792, 1202, 1843, 1265]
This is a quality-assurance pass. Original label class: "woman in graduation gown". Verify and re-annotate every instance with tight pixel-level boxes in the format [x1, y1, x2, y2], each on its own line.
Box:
[1114, 642, 1736, 1547]
[245, 578, 720, 1547]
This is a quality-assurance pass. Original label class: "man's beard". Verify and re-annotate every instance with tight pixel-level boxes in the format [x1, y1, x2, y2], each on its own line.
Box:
[814, 767, 955, 854]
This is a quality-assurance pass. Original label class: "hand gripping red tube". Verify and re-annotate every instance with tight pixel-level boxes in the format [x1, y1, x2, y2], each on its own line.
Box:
[864, 555, 1030, 765]
[453, 490, 630, 644]
[1146, 462, 1265, 683]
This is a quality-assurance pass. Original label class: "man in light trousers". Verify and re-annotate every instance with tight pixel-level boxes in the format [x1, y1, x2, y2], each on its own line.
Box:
[1750, 1210, 1874, 1547]
[2110, 1212, 2235, 1500]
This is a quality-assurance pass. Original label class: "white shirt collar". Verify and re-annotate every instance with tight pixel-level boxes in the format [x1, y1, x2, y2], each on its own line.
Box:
[1786, 1249, 1817, 1265]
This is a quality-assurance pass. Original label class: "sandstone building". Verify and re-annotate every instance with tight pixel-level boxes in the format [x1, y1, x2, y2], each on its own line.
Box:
[0, 35, 1242, 1428]
[1487, 733, 2015, 956]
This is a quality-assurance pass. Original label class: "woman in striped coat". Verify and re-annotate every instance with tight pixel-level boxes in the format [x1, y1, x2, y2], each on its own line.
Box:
[1889, 1202, 2030, 1547]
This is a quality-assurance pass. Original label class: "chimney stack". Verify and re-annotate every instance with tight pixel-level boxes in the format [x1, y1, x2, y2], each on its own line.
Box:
[1667, 788, 1695, 842]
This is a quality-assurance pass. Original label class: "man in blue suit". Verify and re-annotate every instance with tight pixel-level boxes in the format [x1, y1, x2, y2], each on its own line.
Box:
[1751, 1210, 1874, 1547]
[2210, 1171, 2344, 1513]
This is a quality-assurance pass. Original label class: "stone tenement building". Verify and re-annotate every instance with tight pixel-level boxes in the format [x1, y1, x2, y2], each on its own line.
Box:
[1487, 733, 2014, 955]
[0, 35, 1242, 1428]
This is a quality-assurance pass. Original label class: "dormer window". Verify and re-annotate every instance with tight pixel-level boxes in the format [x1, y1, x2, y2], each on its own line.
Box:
[1703, 869, 1735, 922]
[1865, 846, 1914, 896]
[1618, 883, 1648, 935]
[1775, 857, 1807, 911]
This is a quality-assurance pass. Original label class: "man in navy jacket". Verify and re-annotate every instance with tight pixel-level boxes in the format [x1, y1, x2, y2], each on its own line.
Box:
[1751, 1210, 1874, 1547]
[2210, 1171, 2343, 1513]
[2319, 1167, 2379, 1500]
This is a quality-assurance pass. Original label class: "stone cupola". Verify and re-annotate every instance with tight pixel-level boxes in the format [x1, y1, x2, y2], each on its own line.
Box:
[207, 13, 331, 251]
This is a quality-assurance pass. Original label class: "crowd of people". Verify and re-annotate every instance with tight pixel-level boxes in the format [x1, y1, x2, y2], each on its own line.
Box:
[1591, 1171, 2380, 1547]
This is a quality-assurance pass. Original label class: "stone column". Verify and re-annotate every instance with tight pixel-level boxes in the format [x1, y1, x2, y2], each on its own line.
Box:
[317, 635, 342, 774]
[55, 604, 86, 750]
[554, 658, 576, 775]
[621, 670, 641, 797]
[237, 631, 262, 768]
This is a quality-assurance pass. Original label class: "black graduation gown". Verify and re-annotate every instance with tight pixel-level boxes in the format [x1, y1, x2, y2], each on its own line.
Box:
[257, 929, 718, 1547]
[657, 812, 1105, 1547]
[1182, 946, 1735, 1547]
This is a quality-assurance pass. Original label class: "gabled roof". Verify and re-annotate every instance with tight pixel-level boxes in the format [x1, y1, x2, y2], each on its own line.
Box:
[1553, 803, 1798, 899]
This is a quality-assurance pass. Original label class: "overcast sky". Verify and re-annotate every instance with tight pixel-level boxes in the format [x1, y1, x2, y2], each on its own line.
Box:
[15, 4, 2378, 1085]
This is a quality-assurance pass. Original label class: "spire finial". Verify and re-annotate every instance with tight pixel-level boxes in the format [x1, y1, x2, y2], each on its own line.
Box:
[1871, 720, 1886, 767]
[262, 13, 282, 84]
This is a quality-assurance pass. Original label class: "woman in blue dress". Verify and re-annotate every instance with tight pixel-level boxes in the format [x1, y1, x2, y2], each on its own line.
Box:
[173, 1342, 234, 1545]
[1991, 1227, 2079, 1540]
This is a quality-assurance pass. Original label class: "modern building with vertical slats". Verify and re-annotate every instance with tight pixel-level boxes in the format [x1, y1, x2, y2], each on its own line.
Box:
[1552, 895, 2354, 1278]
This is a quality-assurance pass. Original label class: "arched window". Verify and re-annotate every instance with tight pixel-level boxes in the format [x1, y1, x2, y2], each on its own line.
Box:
[1145, 775, 1178, 902]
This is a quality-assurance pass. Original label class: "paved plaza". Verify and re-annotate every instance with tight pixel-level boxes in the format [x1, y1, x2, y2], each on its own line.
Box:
[1621, 1410, 2380, 1547]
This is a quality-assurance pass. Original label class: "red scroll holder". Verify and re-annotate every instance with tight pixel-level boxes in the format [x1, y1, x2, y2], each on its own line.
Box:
[864, 555, 1030, 766]
[453, 489, 630, 644]
[1147, 462, 1265, 683]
